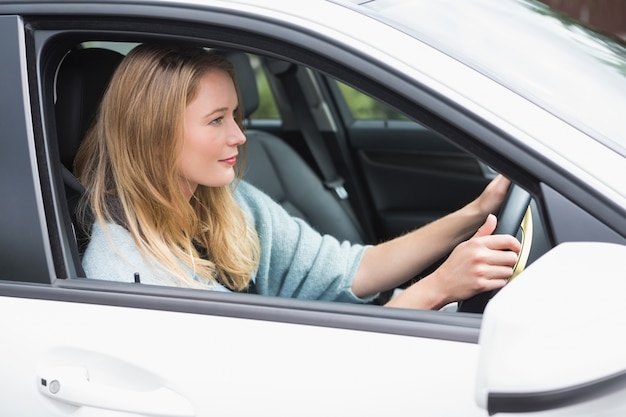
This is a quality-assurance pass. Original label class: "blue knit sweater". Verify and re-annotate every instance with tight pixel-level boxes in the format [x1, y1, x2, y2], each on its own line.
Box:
[82, 181, 372, 303]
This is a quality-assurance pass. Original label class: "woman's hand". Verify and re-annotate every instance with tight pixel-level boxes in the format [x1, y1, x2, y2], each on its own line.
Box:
[357, 173, 519, 309]
[386, 213, 520, 310]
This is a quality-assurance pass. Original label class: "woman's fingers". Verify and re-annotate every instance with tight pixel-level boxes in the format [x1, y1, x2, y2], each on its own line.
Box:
[473, 213, 497, 238]
[478, 273, 510, 292]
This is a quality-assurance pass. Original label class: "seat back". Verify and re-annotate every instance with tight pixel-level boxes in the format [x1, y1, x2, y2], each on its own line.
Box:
[55, 48, 125, 258]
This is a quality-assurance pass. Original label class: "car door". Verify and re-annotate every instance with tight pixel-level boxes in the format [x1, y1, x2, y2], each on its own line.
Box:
[1, 286, 485, 417]
[0, 9, 486, 417]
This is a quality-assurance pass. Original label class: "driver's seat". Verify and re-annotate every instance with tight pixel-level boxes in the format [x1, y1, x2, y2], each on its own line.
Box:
[55, 47, 125, 259]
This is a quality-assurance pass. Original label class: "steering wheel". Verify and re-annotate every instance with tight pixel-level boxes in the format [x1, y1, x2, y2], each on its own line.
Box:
[457, 183, 533, 313]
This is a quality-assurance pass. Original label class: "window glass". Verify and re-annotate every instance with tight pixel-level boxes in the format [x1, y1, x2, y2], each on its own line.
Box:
[337, 82, 407, 120]
[249, 55, 280, 119]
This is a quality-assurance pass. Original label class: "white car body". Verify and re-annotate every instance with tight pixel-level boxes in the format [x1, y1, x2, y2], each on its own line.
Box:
[1, 0, 625, 415]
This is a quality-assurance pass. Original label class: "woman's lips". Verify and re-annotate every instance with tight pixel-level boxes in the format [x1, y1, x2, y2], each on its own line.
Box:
[220, 155, 238, 166]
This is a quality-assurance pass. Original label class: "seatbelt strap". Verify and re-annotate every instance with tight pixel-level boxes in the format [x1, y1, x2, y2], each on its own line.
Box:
[276, 64, 368, 240]
[278, 65, 349, 200]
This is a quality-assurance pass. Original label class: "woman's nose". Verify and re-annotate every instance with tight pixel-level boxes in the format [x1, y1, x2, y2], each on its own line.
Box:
[228, 119, 246, 146]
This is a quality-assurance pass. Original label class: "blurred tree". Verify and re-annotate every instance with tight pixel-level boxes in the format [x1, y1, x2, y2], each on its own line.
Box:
[540, 0, 626, 39]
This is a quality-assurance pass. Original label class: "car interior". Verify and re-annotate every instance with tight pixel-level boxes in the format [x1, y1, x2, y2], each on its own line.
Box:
[50, 39, 548, 312]
[53, 42, 397, 300]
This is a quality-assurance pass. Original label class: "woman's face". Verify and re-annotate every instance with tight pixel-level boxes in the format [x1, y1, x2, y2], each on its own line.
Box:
[178, 69, 245, 199]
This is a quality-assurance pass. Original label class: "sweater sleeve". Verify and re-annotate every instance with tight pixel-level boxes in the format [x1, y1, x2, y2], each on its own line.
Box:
[234, 181, 375, 303]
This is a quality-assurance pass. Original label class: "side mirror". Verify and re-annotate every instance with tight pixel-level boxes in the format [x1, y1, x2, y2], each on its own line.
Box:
[476, 242, 626, 415]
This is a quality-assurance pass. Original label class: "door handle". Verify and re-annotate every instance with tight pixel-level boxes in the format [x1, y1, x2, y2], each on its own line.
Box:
[38, 366, 195, 416]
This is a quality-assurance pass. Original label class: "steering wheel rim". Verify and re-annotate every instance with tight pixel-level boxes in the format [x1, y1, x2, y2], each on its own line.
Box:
[457, 183, 532, 313]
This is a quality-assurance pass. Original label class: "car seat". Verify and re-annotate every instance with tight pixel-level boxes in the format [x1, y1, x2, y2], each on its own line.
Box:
[55, 46, 366, 268]
[55, 47, 125, 260]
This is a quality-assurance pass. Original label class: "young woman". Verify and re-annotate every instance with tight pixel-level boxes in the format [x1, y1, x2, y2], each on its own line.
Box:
[75, 44, 520, 309]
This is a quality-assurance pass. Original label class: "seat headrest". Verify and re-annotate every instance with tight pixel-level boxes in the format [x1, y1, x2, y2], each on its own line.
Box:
[223, 51, 260, 119]
[55, 48, 124, 170]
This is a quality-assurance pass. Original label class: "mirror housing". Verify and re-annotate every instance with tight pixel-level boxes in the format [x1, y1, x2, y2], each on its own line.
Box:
[476, 242, 626, 415]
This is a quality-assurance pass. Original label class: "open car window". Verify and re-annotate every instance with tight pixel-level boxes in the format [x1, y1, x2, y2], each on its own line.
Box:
[32, 15, 624, 321]
[47, 39, 543, 320]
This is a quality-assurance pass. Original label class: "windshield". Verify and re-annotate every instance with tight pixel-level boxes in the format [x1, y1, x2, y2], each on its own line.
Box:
[358, 0, 626, 156]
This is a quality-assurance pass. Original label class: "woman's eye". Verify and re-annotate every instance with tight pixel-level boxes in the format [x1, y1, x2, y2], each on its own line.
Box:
[210, 117, 224, 126]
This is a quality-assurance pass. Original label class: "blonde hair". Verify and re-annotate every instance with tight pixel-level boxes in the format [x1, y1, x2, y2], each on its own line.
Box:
[75, 44, 260, 290]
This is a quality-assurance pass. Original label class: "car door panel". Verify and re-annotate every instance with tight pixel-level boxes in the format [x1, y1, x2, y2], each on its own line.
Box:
[347, 121, 489, 239]
[0, 290, 485, 417]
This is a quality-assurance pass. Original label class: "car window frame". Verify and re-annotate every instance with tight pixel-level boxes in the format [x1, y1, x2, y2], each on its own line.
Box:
[18, 0, 625, 337]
